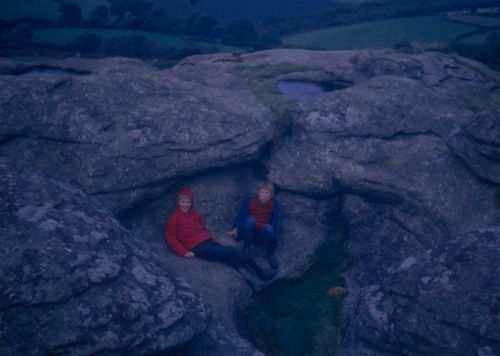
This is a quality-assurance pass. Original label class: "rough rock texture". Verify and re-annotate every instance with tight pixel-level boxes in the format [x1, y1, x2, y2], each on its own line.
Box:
[0, 57, 275, 214]
[0, 159, 209, 355]
[254, 51, 500, 355]
[343, 226, 500, 356]
[1, 49, 499, 355]
[123, 168, 264, 355]
[447, 109, 500, 185]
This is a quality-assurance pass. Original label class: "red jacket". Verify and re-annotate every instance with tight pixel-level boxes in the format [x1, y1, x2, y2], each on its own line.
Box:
[165, 188, 212, 256]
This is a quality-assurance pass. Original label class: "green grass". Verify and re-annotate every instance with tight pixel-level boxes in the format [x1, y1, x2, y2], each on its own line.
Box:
[457, 29, 500, 44]
[461, 91, 500, 112]
[230, 63, 316, 144]
[248, 78, 294, 140]
[446, 14, 500, 28]
[282, 16, 480, 50]
[244, 221, 350, 356]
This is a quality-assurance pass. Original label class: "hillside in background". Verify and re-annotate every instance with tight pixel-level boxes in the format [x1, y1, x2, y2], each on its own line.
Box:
[0, 0, 499, 69]
[0, 0, 356, 22]
[173, 0, 337, 22]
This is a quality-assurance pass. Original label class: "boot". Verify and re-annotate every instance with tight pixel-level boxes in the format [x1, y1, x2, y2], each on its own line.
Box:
[242, 240, 250, 256]
[240, 268, 274, 292]
[267, 251, 279, 269]
[257, 268, 277, 281]
[238, 265, 259, 290]
[247, 259, 276, 281]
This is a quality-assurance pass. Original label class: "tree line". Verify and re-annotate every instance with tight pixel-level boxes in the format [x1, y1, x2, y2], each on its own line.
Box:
[0, 0, 499, 67]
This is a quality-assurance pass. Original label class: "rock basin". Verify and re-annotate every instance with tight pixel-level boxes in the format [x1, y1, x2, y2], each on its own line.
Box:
[276, 79, 348, 99]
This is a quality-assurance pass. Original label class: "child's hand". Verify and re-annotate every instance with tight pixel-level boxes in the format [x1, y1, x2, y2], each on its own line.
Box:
[184, 251, 195, 258]
[227, 228, 237, 238]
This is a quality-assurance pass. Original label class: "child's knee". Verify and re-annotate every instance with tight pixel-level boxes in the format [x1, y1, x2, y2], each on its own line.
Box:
[261, 224, 274, 236]
[244, 216, 257, 230]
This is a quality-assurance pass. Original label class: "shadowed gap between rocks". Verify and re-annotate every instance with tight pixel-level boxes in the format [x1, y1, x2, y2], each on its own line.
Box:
[448, 149, 500, 188]
[237, 217, 352, 356]
[116, 161, 269, 227]
[0, 134, 23, 145]
[495, 187, 500, 209]
[6, 65, 92, 76]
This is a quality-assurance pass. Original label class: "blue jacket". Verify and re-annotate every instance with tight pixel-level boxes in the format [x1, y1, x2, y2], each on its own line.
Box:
[233, 196, 281, 237]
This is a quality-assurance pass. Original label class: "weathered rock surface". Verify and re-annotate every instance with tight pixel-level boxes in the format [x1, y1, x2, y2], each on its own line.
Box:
[122, 168, 264, 355]
[0, 57, 275, 214]
[340, 195, 500, 355]
[0, 158, 209, 355]
[254, 51, 500, 355]
[447, 108, 500, 185]
[1, 49, 499, 355]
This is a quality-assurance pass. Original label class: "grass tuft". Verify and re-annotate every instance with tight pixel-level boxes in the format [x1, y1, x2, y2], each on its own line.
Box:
[243, 220, 353, 356]
[230, 63, 315, 147]
[461, 91, 500, 112]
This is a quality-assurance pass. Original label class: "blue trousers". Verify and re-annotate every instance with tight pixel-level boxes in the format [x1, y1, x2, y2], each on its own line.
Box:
[192, 240, 255, 270]
[241, 216, 277, 253]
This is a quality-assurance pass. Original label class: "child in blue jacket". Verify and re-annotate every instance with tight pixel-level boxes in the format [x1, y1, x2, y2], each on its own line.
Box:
[228, 181, 281, 269]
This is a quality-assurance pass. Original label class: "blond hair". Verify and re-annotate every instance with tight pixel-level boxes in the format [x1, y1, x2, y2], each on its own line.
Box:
[257, 181, 275, 195]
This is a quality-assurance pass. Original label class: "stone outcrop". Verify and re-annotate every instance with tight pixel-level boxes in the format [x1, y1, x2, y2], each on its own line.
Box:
[0, 159, 209, 355]
[0, 57, 275, 214]
[447, 109, 500, 185]
[1, 49, 499, 355]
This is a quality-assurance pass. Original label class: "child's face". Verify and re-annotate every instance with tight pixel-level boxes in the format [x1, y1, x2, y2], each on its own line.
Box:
[258, 187, 273, 204]
[178, 196, 192, 212]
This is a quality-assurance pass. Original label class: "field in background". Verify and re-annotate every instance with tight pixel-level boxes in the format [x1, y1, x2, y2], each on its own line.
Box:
[282, 16, 489, 50]
[446, 13, 500, 45]
[446, 12, 500, 27]
[456, 29, 499, 44]
[446, 13, 500, 27]
[3, 2, 499, 66]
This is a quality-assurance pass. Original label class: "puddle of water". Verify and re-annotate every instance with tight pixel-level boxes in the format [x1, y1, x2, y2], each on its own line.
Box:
[277, 80, 324, 99]
[277, 80, 349, 100]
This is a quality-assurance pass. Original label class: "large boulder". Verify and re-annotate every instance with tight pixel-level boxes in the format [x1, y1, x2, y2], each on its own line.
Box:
[0, 57, 275, 214]
[0, 158, 209, 355]
[340, 195, 500, 355]
[240, 50, 499, 354]
[447, 108, 500, 185]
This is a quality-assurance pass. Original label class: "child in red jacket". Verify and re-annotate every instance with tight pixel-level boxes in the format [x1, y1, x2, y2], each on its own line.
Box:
[165, 188, 274, 281]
